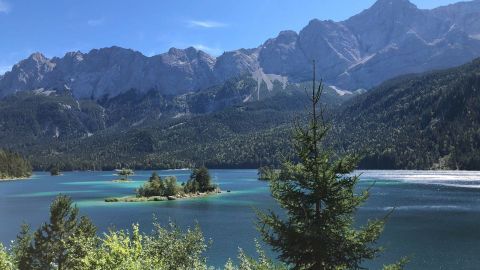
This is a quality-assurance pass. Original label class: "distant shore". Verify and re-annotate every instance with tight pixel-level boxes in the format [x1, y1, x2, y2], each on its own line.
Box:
[0, 176, 32, 182]
[105, 189, 222, 203]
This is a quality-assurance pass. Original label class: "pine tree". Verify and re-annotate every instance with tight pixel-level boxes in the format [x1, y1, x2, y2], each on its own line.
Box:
[11, 223, 33, 270]
[257, 61, 395, 270]
[28, 195, 97, 269]
[191, 166, 213, 192]
[149, 171, 160, 182]
[164, 176, 178, 196]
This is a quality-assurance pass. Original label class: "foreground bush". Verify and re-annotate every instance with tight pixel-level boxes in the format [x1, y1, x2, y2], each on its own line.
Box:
[81, 223, 209, 270]
[2, 195, 288, 270]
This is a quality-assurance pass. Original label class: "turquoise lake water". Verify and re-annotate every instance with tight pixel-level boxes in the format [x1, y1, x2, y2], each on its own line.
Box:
[2, 169, 480, 269]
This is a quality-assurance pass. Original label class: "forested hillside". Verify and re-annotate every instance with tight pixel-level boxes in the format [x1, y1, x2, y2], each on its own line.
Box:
[331, 58, 480, 170]
[17, 92, 305, 170]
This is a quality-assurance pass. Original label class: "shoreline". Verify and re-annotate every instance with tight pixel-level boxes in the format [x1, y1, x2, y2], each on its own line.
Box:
[112, 179, 132, 183]
[27, 168, 480, 173]
[105, 189, 222, 203]
[0, 176, 32, 182]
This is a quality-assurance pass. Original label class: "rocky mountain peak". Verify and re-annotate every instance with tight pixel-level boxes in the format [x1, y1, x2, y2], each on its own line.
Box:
[167, 47, 200, 57]
[350, 0, 419, 23]
[28, 52, 49, 63]
[373, 0, 416, 8]
[275, 30, 298, 42]
[17, 52, 55, 73]
[63, 51, 85, 62]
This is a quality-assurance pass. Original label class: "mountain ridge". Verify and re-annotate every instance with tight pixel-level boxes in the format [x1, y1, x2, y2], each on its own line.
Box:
[1, 0, 480, 100]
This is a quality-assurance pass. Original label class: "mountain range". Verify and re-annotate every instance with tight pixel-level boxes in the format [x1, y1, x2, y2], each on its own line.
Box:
[1, 0, 480, 100]
[3, 57, 479, 170]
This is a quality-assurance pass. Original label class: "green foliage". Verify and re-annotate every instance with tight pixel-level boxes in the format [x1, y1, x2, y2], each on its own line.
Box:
[224, 240, 288, 270]
[137, 171, 165, 197]
[184, 167, 216, 193]
[257, 65, 394, 269]
[257, 166, 279, 181]
[11, 224, 33, 269]
[82, 222, 209, 270]
[117, 168, 134, 181]
[0, 149, 32, 179]
[50, 164, 61, 176]
[164, 176, 179, 197]
[0, 243, 15, 270]
[23, 195, 97, 269]
[382, 257, 410, 270]
[137, 173, 180, 197]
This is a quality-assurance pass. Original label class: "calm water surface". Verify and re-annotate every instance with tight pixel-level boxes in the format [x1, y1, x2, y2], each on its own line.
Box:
[2, 169, 480, 269]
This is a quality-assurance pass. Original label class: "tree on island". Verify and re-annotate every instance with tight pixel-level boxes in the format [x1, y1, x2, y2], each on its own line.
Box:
[257, 62, 406, 270]
[137, 168, 217, 198]
[137, 172, 179, 197]
[117, 168, 134, 181]
[49, 164, 61, 176]
[184, 166, 216, 193]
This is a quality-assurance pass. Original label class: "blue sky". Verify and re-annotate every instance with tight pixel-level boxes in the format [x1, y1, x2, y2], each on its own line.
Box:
[0, 0, 463, 74]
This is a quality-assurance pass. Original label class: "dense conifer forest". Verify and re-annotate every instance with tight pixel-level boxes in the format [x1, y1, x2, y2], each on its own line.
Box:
[0, 149, 32, 179]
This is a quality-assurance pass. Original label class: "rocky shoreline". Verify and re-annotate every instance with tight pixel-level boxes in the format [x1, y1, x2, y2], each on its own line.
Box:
[105, 188, 222, 203]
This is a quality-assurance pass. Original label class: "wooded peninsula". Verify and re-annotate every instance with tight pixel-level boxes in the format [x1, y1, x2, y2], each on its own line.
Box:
[0, 149, 32, 180]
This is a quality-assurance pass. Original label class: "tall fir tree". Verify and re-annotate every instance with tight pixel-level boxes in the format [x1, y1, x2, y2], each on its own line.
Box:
[257, 61, 400, 270]
[28, 195, 97, 269]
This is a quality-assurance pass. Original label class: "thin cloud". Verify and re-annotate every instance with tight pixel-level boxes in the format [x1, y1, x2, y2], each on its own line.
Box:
[87, 18, 105, 26]
[187, 20, 227, 28]
[192, 44, 223, 56]
[0, 0, 11, 14]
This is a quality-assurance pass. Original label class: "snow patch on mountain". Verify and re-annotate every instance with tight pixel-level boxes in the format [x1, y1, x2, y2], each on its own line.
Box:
[329, 86, 353, 96]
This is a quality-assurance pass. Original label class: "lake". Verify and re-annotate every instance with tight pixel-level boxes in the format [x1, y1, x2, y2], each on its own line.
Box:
[2, 169, 480, 269]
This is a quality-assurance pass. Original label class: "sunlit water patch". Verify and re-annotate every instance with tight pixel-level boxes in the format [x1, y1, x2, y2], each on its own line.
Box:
[359, 170, 480, 188]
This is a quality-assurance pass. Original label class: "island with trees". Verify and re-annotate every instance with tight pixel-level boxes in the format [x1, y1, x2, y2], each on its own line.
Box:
[0, 149, 32, 180]
[105, 166, 221, 202]
[49, 164, 61, 176]
[112, 168, 134, 182]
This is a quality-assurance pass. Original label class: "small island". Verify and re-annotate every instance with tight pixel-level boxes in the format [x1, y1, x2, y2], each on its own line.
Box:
[49, 164, 61, 176]
[106, 166, 221, 202]
[0, 149, 32, 181]
[112, 168, 134, 182]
